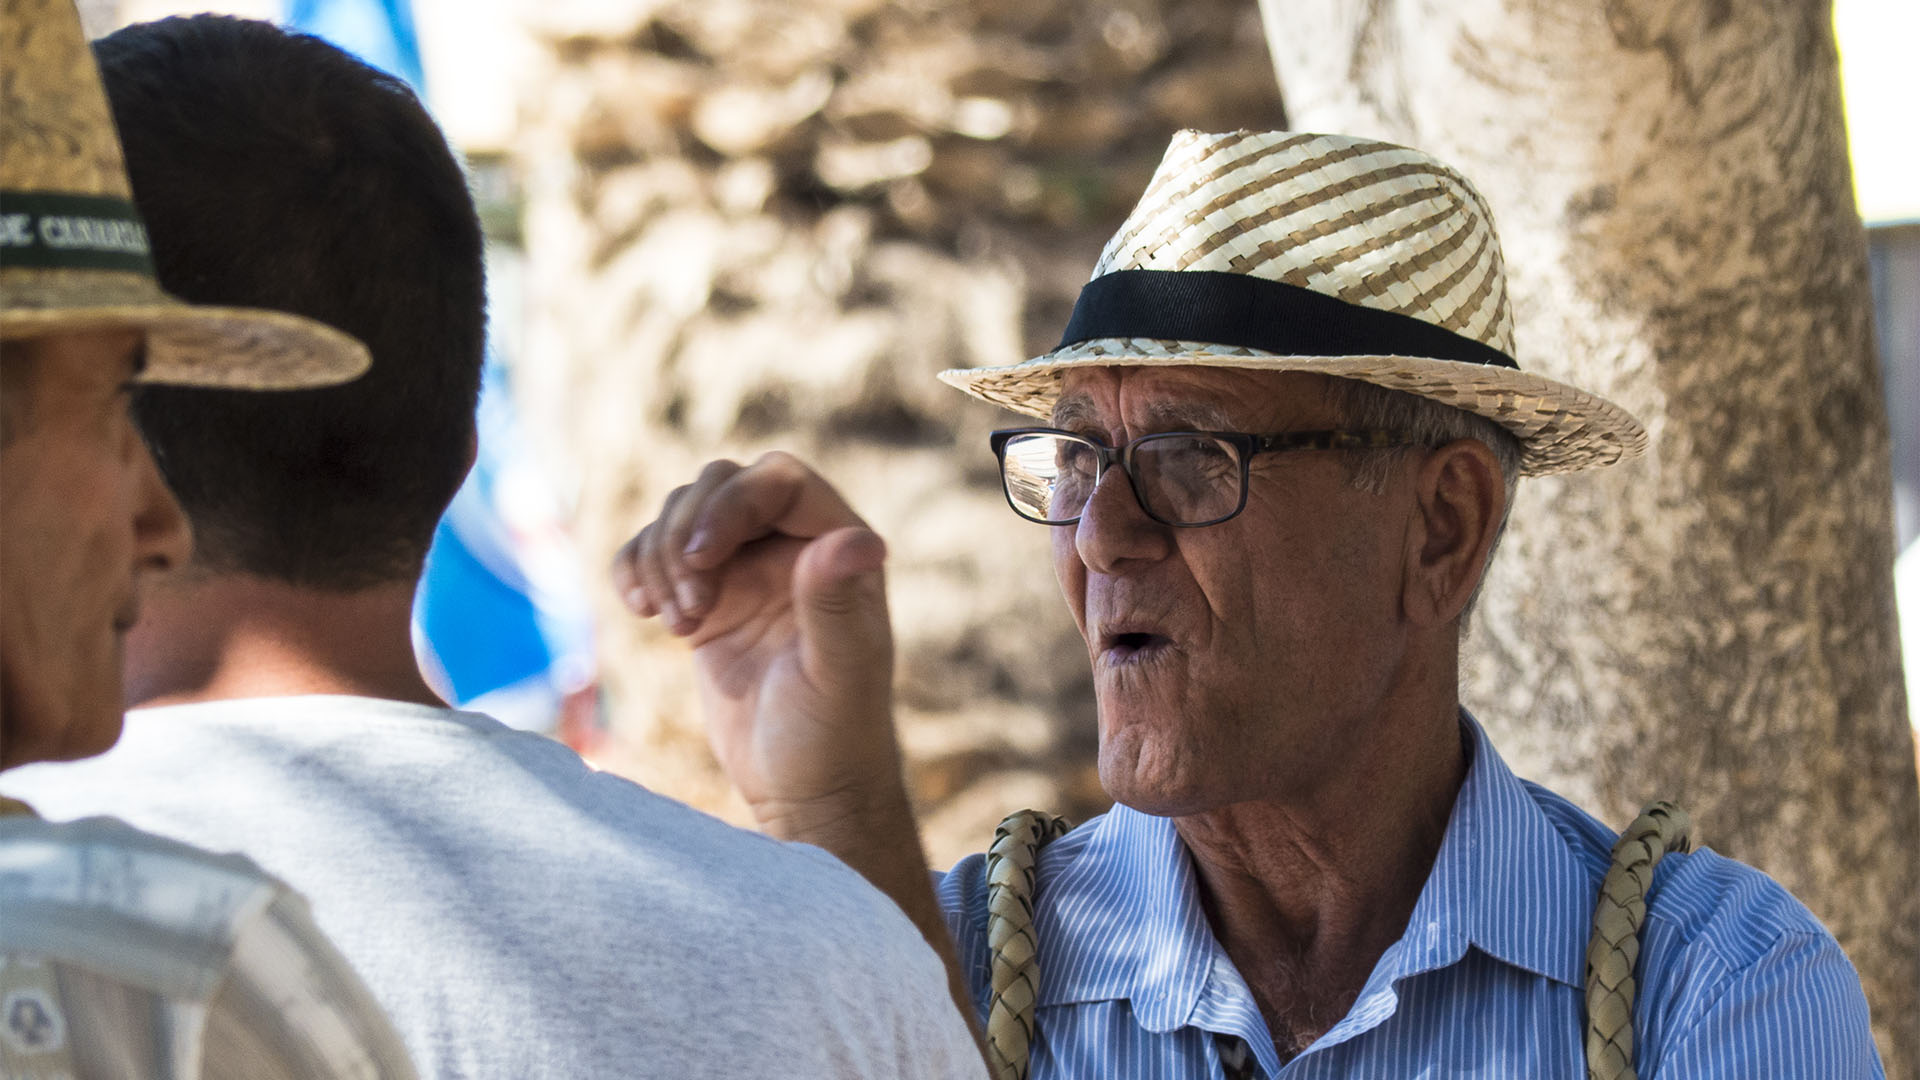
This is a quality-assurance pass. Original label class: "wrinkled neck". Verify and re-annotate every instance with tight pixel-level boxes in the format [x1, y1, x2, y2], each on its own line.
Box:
[1173, 705, 1467, 1052]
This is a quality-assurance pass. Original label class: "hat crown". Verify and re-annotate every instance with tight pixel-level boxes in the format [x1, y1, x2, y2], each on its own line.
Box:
[0, 0, 133, 200]
[937, 129, 1647, 475]
[0, 0, 371, 391]
[1091, 130, 1517, 359]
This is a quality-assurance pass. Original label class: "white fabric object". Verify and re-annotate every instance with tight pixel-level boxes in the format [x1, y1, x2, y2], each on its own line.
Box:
[0, 815, 415, 1080]
[1, 697, 980, 1080]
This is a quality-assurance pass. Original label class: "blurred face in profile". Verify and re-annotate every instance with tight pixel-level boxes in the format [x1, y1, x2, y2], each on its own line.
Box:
[0, 329, 192, 769]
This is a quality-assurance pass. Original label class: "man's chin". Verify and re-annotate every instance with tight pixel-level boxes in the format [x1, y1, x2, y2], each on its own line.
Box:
[50, 704, 126, 765]
[1096, 743, 1218, 818]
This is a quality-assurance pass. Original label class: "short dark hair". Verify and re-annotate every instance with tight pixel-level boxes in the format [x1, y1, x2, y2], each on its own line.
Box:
[96, 16, 484, 588]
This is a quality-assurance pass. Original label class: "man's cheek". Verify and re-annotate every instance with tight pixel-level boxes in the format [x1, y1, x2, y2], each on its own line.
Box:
[1052, 554, 1088, 636]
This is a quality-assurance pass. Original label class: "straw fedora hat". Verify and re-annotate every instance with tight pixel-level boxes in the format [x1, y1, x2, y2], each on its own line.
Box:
[0, 0, 367, 388]
[939, 130, 1646, 475]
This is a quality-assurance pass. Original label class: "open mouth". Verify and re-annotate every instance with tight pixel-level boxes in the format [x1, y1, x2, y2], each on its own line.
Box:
[1100, 629, 1172, 666]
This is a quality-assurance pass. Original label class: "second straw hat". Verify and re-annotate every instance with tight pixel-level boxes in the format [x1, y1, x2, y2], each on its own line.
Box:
[940, 130, 1646, 476]
[0, 0, 368, 388]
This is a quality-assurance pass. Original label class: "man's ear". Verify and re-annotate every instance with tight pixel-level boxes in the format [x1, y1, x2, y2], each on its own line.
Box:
[1402, 438, 1505, 628]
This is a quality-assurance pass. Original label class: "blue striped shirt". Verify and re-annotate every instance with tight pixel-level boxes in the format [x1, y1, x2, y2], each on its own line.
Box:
[935, 713, 1882, 1078]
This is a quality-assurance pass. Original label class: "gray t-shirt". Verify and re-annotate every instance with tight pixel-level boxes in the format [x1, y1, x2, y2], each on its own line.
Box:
[1, 697, 980, 1079]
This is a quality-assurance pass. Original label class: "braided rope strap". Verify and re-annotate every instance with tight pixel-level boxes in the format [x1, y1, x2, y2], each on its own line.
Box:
[985, 809, 1071, 1080]
[1585, 801, 1692, 1080]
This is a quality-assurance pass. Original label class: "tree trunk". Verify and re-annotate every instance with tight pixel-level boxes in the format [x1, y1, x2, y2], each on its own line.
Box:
[512, 0, 1285, 867]
[1259, 0, 1917, 1069]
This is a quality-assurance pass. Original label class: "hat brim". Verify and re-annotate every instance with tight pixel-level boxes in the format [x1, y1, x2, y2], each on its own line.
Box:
[2, 272, 368, 390]
[939, 339, 1648, 476]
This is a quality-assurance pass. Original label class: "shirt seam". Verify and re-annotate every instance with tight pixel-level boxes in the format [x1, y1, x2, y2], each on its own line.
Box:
[1648, 923, 1823, 1056]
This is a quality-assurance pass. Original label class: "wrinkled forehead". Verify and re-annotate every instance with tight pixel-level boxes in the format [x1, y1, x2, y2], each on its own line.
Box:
[1050, 365, 1340, 431]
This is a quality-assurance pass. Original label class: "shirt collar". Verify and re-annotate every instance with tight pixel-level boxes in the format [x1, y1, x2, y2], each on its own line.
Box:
[1032, 711, 1596, 1031]
[1424, 711, 1594, 989]
[1031, 800, 1215, 1030]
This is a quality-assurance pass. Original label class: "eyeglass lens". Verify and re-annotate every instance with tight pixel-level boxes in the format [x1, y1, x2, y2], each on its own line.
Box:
[1000, 432, 1243, 525]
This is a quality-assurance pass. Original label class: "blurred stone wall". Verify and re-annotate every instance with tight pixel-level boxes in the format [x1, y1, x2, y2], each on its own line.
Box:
[512, 0, 1283, 865]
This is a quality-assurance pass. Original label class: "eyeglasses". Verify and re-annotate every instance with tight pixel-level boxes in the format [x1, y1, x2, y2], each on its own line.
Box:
[989, 427, 1413, 527]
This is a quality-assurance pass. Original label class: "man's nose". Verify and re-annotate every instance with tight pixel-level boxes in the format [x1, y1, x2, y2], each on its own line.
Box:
[133, 440, 193, 573]
[1073, 463, 1169, 573]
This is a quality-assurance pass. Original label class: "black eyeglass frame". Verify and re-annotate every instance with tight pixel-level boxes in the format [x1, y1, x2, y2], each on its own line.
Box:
[988, 426, 1415, 528]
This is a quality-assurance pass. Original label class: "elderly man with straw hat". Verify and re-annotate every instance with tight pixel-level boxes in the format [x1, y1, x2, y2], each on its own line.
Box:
[616, 130, 1883, 1077]
[0, 1, 412, 1075]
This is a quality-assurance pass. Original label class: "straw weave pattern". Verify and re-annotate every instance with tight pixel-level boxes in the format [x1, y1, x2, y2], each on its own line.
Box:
[0, 0, 133, 199]
[1094, 131, 1515, 354]
[940, 130, 1649, 476]
[0, 0, 368, 388]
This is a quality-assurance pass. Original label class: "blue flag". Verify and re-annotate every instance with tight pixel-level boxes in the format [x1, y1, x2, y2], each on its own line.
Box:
[285, 0, 425, 91]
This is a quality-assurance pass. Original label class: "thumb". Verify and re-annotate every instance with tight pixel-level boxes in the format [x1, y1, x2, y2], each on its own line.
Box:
[791, 526, 893, 686]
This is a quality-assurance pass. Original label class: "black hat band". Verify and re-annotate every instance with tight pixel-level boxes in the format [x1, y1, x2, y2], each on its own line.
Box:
[1057, 269, 1519, 370]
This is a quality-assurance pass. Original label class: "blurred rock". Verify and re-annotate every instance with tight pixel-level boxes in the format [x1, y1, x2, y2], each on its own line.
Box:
[1147, 56, 1290, 129]
[1024, 99, 1135, 156]
[949, 96, 1016, 140]
[515, 0, 1285, 867]
[691, 69, 833, 156]
[816, 134, 934, 192]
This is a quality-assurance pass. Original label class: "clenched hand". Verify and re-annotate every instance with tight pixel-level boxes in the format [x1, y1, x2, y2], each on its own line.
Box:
[613, 452, 987, 1057]
[611, 451, 901, 833]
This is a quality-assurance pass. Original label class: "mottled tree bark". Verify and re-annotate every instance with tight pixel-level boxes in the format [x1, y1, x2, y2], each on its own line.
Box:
[1259, 0, 1917, 1068]
[513, 0, 1284, 865]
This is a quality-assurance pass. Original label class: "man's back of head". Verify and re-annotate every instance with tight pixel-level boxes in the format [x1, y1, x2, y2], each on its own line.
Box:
[97, 16, 485, 591]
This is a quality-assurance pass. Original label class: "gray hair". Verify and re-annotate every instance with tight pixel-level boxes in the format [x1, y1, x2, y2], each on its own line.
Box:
[1321, 377, 1523, 632]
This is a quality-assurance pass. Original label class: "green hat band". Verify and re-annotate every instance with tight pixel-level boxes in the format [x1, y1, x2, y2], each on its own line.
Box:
[0, 190, 156, 275]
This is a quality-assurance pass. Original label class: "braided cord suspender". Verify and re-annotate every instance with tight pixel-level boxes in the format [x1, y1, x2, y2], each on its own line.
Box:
[1585, 801, 1691, 1080]
[985, 810, 1071, 1080]
[984, 802, 1693, 1080]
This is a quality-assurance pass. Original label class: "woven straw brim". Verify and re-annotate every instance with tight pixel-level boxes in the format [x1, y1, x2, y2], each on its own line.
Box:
[939, 341, 1648, 476]
[2, 270, 368, 389]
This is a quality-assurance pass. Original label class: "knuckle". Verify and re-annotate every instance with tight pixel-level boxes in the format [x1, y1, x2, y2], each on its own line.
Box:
[754, 449, 806, 476]
[698, 458, 742, 483]
[664, 508, 696, 541]
[608, 548, 636, 582]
